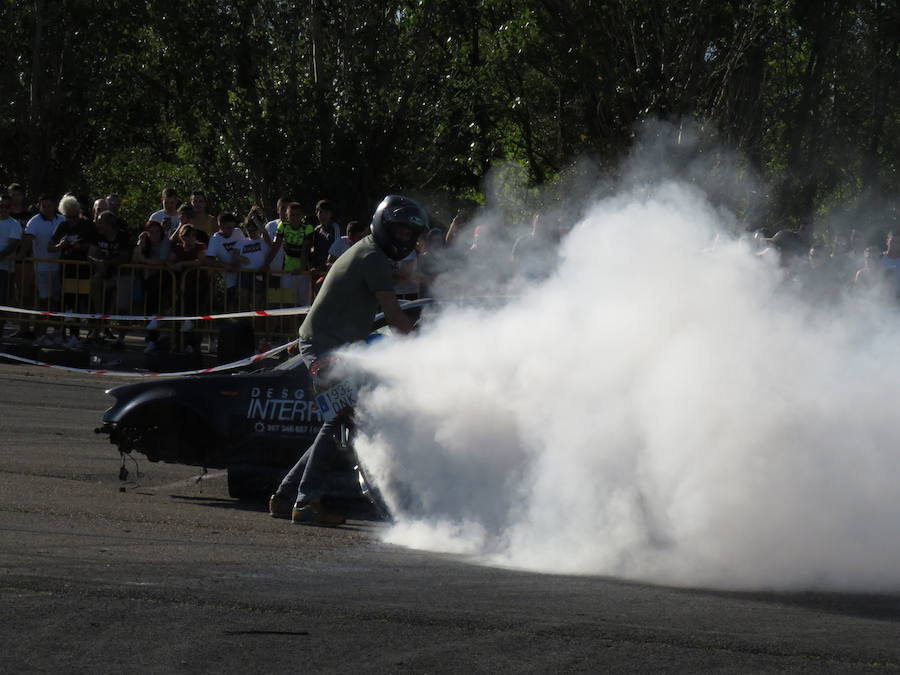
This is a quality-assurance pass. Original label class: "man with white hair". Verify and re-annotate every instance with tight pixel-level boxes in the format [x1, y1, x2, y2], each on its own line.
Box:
[48, 195, 94, 348]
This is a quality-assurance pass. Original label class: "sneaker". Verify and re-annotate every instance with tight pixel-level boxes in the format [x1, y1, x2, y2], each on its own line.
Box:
[33, 334, 54, 347]
[143, 341, 157, 355]
[64, 335, 83, 350]
[268, 493, 293, 519]
[291, 500, 345, 527]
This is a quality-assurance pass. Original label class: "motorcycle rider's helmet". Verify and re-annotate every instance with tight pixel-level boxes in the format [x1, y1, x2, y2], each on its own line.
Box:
[371, 194, 428, 261]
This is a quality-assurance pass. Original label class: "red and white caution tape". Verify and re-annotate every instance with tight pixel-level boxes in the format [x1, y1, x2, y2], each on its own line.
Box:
[0, 297, 434, 323]
[0, 305, 311, 322]
[0, 339, 298, 378]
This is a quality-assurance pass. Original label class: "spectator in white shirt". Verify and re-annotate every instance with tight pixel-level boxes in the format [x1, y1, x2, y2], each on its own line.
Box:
[234, 215, 272, 308]
[22, 194, 65, 306]
[148, 187, 181, 238]
[0, 194, 22, 306]
[203, 212, 247, 308]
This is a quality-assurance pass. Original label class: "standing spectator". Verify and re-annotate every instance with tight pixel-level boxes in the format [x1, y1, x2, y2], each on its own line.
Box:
[105, 193, 129, 234]
[265, 197, 289, 286]
[326, 220, 367, 265]
[149, 187, 180, 238]
[0, 194, 22, 308]
[189, 190, 217, 243]
[391, 249, 419, 300]
[263, 202, 314, 305]
[169, 224, 208, 352]
[51, 194, 94, 348]
[880, 230, 900, 299]
[853, 246, 886, 290]
[91, 198, 109, 222]
[6, 184, 33, 337]
[829, 232, 858, 288]
[511, 213, 556, 281]
[7, 183, 32, 230]
[310, 199, 341, 273]
[171, 203, 196, 240]
[169, 224, 207, 271]
[203, 212, 248, 309]
[234, 215, 272, 309]
[86, 211, 130, 343]
[22, 195, 64, 342]
[444, 209, 470, 247]
[133, 221, 173, 353]
[415, 227, 448, 297]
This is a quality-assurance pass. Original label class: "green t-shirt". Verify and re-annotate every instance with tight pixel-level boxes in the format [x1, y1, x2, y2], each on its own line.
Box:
[276, 220, 314, 271]
[299, 235, 394, 351]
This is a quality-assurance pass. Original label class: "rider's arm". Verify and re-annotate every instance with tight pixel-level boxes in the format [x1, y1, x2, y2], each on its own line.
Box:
[375, 290, 414, 334]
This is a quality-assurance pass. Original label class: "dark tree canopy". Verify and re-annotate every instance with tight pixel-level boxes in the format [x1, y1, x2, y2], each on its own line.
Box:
[2, 0, 898, 229]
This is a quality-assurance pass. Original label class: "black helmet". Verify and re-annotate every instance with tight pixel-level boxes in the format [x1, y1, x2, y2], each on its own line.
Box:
[371, 194, 428, 261]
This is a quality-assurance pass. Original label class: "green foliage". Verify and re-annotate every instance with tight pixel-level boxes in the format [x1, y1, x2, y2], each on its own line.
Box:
[1, 0, 898, 230]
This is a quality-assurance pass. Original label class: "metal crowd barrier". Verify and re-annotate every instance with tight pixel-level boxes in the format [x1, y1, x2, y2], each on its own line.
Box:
[177, 266, 312, 347]
[6, 257, 312, 352]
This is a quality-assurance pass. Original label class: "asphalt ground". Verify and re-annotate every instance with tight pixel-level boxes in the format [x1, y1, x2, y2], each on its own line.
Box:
[1, 363, 900, 673]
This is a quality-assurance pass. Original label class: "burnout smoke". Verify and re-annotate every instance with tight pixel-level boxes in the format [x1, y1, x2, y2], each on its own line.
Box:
[341, 180, 900, 592]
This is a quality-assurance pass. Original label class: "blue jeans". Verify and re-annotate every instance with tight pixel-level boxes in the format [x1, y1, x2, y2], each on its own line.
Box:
[275, 341, 343, 504]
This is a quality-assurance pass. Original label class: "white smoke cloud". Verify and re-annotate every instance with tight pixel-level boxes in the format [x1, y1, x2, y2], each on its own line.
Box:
[340, 150, 900, 592]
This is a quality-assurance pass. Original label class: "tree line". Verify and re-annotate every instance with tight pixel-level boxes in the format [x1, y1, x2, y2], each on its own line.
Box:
[1, 0, 898, 231]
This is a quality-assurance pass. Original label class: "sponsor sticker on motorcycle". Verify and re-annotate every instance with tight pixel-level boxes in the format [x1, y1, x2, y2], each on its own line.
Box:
[315, 379, 358, 421]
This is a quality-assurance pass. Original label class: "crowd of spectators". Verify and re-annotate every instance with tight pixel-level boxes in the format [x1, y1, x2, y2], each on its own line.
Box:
[0, 184, 441, 354]
[2, 181, 900, 355]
